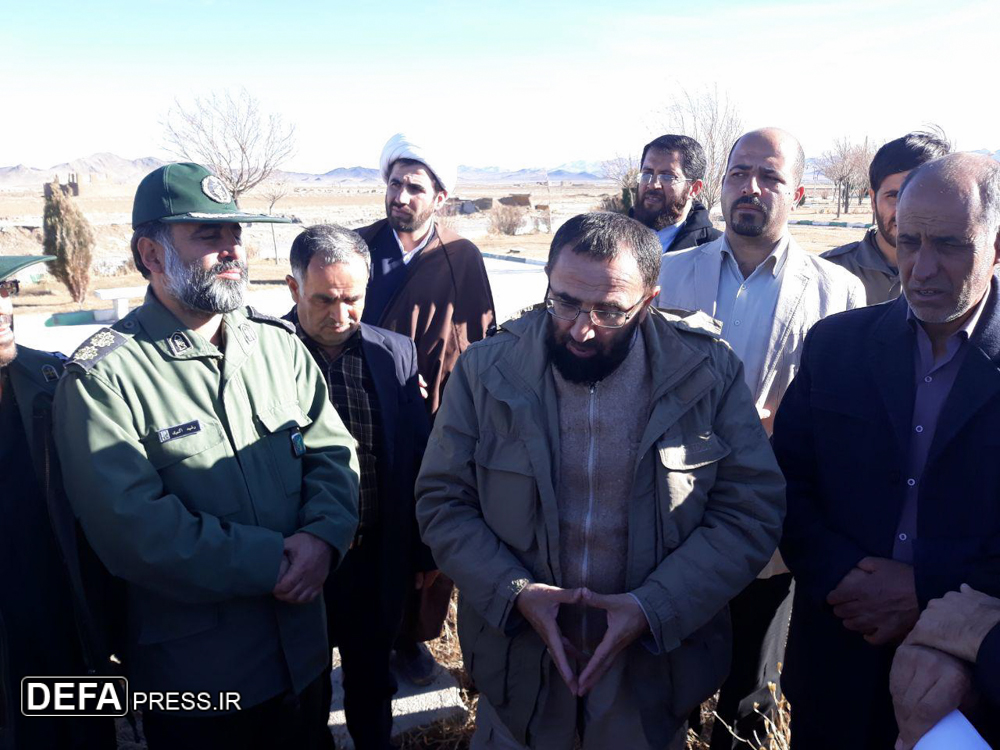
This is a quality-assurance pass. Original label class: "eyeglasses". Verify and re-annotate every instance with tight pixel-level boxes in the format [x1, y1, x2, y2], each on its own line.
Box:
[0, 280, 19, 299]
[545, 292, 647, 329]
[638, 172, 691, 187]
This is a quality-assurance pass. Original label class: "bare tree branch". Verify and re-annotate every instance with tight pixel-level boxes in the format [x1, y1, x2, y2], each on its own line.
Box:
[161, 88, 296, 204]
[601, 153, 640, 211]
[650, 84, 744, 212]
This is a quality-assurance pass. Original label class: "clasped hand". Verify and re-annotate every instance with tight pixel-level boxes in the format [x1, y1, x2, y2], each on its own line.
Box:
[827, 557, 919, 645]
[515, 583, 648, 697]
[272, 532, 333, 604]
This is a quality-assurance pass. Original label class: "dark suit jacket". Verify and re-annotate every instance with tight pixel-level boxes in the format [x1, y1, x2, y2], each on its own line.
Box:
[284, 314, 433, 630]
[772, 278, 1000, 747]
[357, 322, 433, 577]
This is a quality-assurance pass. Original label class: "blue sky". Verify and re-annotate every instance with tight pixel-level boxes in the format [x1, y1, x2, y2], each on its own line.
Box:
[1, 0, 997, 171]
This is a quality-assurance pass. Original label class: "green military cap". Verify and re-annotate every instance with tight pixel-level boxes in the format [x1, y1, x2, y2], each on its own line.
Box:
[132, 162, 293, 228]
[0, 255, 54, 281]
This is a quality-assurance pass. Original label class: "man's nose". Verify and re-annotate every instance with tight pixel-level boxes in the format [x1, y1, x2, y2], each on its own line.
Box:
[742, 175, 761, 196]
[569, 314, 595, 342]
[395, 188, 411, 205]
[911, 247, 938, 281]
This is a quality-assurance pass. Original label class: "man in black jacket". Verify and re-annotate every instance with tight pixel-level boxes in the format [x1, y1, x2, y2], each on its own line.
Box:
[284, 225, 432, 750]
[630, 134, 721, 253]
[0, 256, 114, 750]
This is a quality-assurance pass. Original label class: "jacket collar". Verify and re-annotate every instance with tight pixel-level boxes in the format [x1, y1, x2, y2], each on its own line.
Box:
[136, 288, 257, 375]
[868, 275, 1000, 465]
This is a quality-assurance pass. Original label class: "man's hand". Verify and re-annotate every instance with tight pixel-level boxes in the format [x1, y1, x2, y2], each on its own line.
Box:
[515, 583, 582, 694]
[827, 557, 919, 644]
[414, 569, 440, 590]
[890, 644, 974, 750]
[272, 532, 333, 604]
[905, 584, 1000, 663]
[576, 589, 649, 695]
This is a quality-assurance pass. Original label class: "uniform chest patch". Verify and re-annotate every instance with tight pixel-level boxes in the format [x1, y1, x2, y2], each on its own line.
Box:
[157, 420, 202, 443]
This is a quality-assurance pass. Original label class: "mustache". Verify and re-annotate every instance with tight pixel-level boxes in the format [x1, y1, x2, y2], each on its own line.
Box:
[732, 196, 768, 213]
[209, 259, 247, 277]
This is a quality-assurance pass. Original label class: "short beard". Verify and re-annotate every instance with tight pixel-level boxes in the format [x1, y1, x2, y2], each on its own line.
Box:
[546, 318, 638, 384]
[728, 196, 770, 237]
[386, 201, 437, 234]
[874, 210, 896, 248]
[162, 236, 247, 314]
[633, 192, 688, 231]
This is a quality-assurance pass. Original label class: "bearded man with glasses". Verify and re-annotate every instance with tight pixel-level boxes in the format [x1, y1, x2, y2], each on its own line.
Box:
[416, 211, 785, 750]
[630, 134, 721, 253]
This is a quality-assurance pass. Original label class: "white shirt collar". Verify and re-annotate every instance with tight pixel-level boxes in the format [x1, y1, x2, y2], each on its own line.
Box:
[392, 222, 436, 265]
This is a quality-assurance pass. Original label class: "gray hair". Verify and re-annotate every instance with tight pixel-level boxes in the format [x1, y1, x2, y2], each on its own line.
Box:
[289, 224, 371, 284]
[899, 153, 1000, 235]
[130, 220, 173, 279]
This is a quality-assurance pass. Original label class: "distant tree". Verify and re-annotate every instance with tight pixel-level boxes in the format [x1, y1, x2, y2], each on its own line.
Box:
[651, 84, 744, 212]
[601, 154, 640, 211]
[163, 88, 296, 205]
[258, 177, 291, 264]
[43, 183, 94, 304]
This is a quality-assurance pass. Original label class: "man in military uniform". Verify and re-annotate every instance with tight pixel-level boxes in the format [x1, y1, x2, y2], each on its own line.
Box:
[1, 256, 115, 750]
[53, 164, 360, 749]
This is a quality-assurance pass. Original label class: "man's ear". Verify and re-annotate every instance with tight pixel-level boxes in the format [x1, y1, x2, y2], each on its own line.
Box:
[689, 179, 704, 198]
[433, 189, 449, 211]
[993, 227, 1000, 266]
[286, 274, 300, 303]
[137, 236, 167, 275]
[869, 187, 878, 214]
[792, 185, 806, 210]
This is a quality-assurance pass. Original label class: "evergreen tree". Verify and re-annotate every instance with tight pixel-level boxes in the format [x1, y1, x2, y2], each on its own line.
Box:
[43, 182, 94, 304]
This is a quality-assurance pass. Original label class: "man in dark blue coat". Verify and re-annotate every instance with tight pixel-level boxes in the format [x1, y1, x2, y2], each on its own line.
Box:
[772, 152, 1000, 748]
[284, 224, 432, 750]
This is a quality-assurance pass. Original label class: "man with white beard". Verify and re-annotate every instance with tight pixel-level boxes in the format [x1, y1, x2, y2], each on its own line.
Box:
[53, 163, 360, 750]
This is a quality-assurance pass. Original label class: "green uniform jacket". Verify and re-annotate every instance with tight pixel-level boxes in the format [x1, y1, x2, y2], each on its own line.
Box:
[53, 291, 360, 710]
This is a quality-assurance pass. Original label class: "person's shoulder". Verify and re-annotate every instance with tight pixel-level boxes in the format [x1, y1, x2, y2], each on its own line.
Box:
[245, 306, 296, 335]
[797, 242, 866, 291]
[653, 307, 724, 341]
[353, 219, 389, 244]
[819, 238, 862, 261]
[10, 345, 67, 391]
[362, 323, 414, 355]
[64, 326, 136, 376]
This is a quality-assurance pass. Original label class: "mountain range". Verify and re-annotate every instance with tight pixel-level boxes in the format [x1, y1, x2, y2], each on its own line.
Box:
[0, 153, 609, 189]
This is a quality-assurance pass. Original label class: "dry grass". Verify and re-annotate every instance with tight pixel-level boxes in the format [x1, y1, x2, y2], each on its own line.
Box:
[394, 595, 792, 750]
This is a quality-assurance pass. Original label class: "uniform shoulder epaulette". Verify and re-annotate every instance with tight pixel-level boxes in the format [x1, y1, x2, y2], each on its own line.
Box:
[657, 307, 724, 339]
[246, 306, 295, 334]
[10, 346, 67, 385]
[66, 328, 132, 373]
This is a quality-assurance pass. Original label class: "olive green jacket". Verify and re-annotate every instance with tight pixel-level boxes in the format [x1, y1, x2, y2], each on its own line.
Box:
[53, 291, 360, 709]
[416, 307, 786, 746]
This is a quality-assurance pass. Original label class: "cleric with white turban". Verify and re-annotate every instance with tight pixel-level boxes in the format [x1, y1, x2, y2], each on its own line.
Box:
[379, 132, 458, 195]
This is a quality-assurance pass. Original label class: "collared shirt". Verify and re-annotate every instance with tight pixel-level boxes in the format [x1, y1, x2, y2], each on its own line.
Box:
[393, 222, 436, 266]
[291, 315, 383, 537]
[715, 235, 790, 396]
[655, 218, 685, 253]
[821, 228, 900, 305]
[894, 289, 991, 562]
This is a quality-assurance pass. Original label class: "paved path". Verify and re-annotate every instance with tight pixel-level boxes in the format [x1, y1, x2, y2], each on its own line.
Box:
[15, 257, 548, 355]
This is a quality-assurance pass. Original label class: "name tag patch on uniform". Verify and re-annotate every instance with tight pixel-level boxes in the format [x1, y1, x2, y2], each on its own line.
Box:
[290, 428, 306, 458]
[158, 420, 202, 443]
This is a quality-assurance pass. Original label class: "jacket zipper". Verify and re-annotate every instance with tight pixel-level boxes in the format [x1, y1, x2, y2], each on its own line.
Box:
[580, 382, 597, 649]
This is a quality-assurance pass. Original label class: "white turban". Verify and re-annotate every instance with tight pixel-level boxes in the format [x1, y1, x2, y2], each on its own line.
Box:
[379, 132, 458, 195]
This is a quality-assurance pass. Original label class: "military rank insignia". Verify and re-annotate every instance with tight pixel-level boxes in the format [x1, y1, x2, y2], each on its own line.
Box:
[290, 428, 306, 458]
[67, 328, 130, 372]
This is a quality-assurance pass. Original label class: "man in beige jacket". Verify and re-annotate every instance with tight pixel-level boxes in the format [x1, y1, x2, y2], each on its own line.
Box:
[657, 128, 864, 747]
[417, 212, 785, 749]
